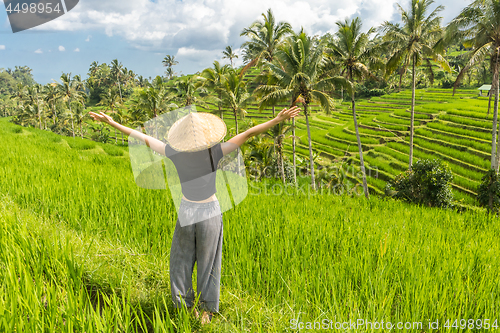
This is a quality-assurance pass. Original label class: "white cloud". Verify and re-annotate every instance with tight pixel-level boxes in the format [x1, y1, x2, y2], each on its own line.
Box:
[74, 48, 80, 52]
[30, 0, 464, 67]
[0, 45, 5, 50]
[34, 0, 400, 48]
[35, 49, 43, 54]
[59, 45, 65, 51]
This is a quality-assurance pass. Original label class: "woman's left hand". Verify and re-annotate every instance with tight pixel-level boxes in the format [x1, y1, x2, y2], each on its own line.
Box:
[275, 106, 301, 122]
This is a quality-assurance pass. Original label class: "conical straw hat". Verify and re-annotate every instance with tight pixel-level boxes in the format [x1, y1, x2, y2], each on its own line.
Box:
[167, 112, 227, 152]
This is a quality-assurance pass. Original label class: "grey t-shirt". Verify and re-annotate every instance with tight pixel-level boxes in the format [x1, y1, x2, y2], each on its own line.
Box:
[164, 142, 224, 201]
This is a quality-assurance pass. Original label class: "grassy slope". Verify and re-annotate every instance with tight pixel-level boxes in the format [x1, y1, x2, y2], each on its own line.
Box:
[1, 117, 500, 332]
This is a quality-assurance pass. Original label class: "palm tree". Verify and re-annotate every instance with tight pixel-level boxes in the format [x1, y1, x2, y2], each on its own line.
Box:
[132, 76, 171, 120]
[222, 46, 238, 67]
[11, 83, 26, 116]
[168, 75, 208, 107]
[43, 83, 59, 125]
[73, 102, 87, 139]
[381, 0, 450, 169]
[201, 61, 230, 120]
[263, 121, 294, 184]
[240, 8, 293, 118]
[240, 8, 292, 68]
[24, 84, 43, 130]
[162, 55, 179, 80]
[256, 31, 346, 190]
[326, 17, 383, 199]
[219, 69, 252, 135]
[110, 59, 124, 102]
[447, 0, 500, 170]
[55, 73, 86, 138]
[98, 87, 122, 143]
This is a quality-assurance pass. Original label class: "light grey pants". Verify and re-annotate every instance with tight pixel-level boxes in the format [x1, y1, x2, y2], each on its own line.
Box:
[169, 198, 223, 313]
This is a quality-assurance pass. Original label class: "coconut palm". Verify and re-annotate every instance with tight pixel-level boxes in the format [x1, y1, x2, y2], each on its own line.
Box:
[201, 61, 230, 120]
[110, 59, 124, 102]
[447, 0, 500, 170]
[222, 46, 238, 68]
[24, 84, 43, 130]
[43, 83, 59, 125]
[326, 17, 383, 199]
[55, 73, 86, 138]
[98, 87, 122, 143]
[167, 75, 208, 107]
[240, 8, 293, 118]
[256, 31, 347, 190]
[73, 102, 87, 139]
[219, 69, 252, 135]
[263, 120, 295, 184]
[132, 76, 175, 121]
[240, 8, 292, 68]
[162, 55, 179, 80]
[381, 0, 451, 169]
[11, 83, 26, 116]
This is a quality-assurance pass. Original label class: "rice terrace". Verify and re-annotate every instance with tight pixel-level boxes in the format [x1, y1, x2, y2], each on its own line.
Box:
[1, 0, 500, 332]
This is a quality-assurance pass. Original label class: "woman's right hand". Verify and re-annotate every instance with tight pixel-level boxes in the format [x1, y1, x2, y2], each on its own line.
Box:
[89, 111, 115, 126]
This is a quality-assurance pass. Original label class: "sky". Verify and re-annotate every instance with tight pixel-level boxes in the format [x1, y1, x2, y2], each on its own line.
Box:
[0, 0, 473, 85]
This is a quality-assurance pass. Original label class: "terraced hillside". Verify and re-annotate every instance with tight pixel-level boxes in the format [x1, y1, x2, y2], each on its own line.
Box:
[201, 87, 493, 206]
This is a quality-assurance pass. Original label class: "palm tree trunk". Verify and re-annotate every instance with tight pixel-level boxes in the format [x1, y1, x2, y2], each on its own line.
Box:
[122, 132, 124, 145]
[304, 104, 316, 190]
[115, 128, 118, 144]
[36, 97, 41, 130]
[272, 106, 275, 117]
[493, 59, 500, 172]
[117, 78, 123, 103]
[218, 93, 223, 121]
[80, 122, 83, 139]
[398, 68, 404, 92]
[234, 109, 239, 135]
[69, 102, 75, 138]
[352, 96, 369, 199]
[409, 58, 416, 169]
[292, 117, 297, 186]
[492, 50, 499, 170]
[488, 89, 493, 116]
[278, 138, 285, 185]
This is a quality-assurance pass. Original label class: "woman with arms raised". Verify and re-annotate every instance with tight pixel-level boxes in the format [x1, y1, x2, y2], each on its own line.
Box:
[89, 105, 300, 324]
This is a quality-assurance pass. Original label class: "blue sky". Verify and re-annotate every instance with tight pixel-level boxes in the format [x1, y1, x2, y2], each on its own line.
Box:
[0, 0, 471, 85]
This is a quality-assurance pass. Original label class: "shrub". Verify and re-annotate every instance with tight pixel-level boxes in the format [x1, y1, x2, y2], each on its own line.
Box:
[477, 169, 500, 214]
[385, 159, 454, 208]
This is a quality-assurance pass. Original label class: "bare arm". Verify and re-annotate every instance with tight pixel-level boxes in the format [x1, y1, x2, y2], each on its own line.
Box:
[88, 111, 167, 156]
[221, 106, 301, 155]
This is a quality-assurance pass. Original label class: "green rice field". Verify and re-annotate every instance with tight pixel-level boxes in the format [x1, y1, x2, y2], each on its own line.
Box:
[1, 91, 500, 331]
[199, 87, 498, 207]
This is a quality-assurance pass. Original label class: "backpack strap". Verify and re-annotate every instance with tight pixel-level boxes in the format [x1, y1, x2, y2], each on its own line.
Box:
[208, 147, 215, 172]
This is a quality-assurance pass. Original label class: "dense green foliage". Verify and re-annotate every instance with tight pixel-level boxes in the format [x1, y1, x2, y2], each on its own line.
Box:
[477, 169, 500, 214]
[385, 159, 454, 208]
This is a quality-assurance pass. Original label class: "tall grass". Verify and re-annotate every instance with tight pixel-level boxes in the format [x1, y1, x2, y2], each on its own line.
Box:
[426, 122, 492, 141]
[1, 117, 500, 332]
